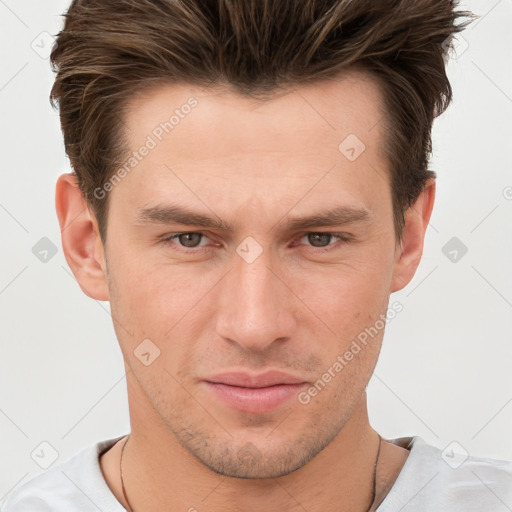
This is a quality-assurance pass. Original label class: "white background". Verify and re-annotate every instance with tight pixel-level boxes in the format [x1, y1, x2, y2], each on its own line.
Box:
[1, 0, 511, 504]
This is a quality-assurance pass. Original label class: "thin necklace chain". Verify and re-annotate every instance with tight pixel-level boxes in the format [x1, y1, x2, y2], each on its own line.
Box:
[119, 433, 382, 512]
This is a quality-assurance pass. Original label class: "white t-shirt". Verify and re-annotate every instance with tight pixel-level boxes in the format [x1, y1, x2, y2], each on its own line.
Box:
[1, 435, 511, 511]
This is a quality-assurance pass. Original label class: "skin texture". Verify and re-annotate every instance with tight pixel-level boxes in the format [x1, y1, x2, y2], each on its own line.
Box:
[56, 69, 434, 511]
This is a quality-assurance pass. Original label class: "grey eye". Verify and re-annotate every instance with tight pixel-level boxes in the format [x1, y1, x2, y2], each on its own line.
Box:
[177, 233, 203, 248]
[306, 233, 333, 247]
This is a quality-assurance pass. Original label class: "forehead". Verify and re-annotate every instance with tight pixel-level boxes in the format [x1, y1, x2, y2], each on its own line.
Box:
[122, 69, 387, 161]
[113, 69, 390, 220]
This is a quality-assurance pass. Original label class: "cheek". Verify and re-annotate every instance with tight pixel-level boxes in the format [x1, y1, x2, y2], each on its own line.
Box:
[107, 252, 220, 367]
[108, 249, 196, 323]
[301, 254, 392, 335]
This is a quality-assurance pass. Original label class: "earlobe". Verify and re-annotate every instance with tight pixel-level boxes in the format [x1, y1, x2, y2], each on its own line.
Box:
[390, 179, 436, 293]
[55, 173, 110, 301]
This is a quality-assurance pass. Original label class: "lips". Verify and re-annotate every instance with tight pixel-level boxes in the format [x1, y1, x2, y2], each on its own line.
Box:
[205, 370, 306, 388]
[203, 370, 307, 414]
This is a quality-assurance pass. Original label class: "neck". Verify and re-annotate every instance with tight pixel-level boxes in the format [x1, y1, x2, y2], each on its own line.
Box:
[118, 386, 383, 512]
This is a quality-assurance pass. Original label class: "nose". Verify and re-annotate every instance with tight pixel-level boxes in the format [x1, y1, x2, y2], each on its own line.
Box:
[214, 243, 298, 352]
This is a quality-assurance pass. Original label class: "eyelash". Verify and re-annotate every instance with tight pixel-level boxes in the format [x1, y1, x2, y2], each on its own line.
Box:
[159, 231, 353, 254]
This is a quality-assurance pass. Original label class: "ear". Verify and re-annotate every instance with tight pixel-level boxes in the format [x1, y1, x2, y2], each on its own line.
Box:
[391, 178, 436, 293]
[55, 173, 109, 301]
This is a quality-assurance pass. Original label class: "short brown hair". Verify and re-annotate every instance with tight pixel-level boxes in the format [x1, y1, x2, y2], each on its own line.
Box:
[50, 0, 475, 245]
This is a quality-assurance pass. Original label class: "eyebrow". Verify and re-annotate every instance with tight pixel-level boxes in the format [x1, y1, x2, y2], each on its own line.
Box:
[135, 203, 372, 232]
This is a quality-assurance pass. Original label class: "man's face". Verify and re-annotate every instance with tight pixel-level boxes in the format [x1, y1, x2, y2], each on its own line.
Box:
[104, 71, 399, 478]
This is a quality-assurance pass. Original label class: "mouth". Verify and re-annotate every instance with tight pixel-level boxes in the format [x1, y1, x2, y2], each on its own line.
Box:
[203, 370, 308, 414]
